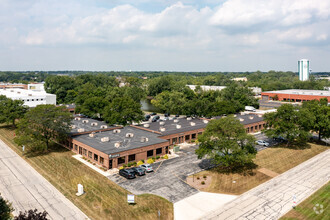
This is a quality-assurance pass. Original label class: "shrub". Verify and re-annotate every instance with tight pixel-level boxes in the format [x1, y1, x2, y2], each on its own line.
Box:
[133, 162, 137, 166]
[191, 139, 195, 143]
[119, 166, 124, 170]
[161, 156, 164, 159]
[152, 157, 156, 161]
[163, 154, 169, 159]
[141, 159, 145, 163]
[82, 156, 87, 160]
[137, 160, 144, 166]
[147, 158, 154, 164]
[201, 181, 205, 185]
[127, 162, 133, 167]
[197, 177, 200, 180]
[87, 160, 91, 163]
[156, 155, 160, 159]
[203, 175, 207, 179]
[93, 163, 96, 165]
[123, 164, 127, 168]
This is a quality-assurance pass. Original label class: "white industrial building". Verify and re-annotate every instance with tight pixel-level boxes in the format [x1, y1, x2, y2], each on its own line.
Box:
[0, 88, 56, 107]
[298, 59, 310, 81]
[187, 85, 227, 91]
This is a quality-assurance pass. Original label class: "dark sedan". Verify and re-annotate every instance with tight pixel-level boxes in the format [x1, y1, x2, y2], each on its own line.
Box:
[119, 169, 136, 179]
[131, 167, 146, 176]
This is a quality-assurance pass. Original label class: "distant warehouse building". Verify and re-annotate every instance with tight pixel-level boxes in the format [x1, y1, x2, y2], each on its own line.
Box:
[0, 88, 56, 107]
[261, 89, 330, 103]
[67, 114, 266, 169]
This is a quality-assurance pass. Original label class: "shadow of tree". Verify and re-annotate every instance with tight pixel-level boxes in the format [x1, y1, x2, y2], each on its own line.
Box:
[24, 142, 69, 158]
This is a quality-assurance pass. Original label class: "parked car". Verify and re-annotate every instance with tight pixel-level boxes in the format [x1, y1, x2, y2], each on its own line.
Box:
[164, 113, 170, 117]
[144, 114, 151, 121]
[175, 114, 180, 117]
[150, 112, 157, 116]
[152, 115, 160, 122]
[255, 140, 269, 146]
[164, 117, 169, 121]
[273, 136, 286, 142]
[245, 106, 256, 112]
[140, 164, 153, 172]
[131, 167, 145, 176]
[119, 169, 136, 179]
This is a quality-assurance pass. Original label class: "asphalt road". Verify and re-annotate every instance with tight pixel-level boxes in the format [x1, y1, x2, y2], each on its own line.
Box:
[201, 149, 330, 220]
[108, 145, 213, 203]
[0, 139, 89, 220]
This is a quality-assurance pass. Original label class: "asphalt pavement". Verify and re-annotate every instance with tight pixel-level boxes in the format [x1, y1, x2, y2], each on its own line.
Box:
[0, 139, 89, 220]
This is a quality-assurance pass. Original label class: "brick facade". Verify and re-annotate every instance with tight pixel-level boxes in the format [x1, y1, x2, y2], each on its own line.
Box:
[261, 92, 330, 102]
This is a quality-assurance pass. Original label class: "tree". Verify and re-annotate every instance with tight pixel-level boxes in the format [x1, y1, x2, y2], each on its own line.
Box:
[196, 116, 257, 169]
[0, 194, 13, 220]
[301, 98, 330, 140]
[15, 105, 73, 152]
[14, 209, 48, 220]
[103, 96, 144, 126]
[76, 97, 109, 119]
[151, 91, 186, 114]
[0, 95, 28, 127]
[264, 104, 312, 145]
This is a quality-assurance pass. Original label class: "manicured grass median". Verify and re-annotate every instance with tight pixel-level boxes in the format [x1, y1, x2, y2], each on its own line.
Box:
[0, 125, 173, 220]
[281, 182, 329, 220]
[190, 143, 328, 195]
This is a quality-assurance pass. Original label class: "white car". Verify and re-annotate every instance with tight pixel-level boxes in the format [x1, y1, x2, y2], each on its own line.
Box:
[256, 140, 269, 146]
[140, 164, 153, 172]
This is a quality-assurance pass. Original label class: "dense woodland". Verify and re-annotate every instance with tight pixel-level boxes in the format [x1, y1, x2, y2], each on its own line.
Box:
[1, 71, 329, 124]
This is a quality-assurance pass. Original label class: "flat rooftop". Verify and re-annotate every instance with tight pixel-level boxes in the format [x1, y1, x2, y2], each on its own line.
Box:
[262, 89, 330, 96]
[70, 117, 117, 135]
[73, 126, 168, 155]
[0, 88, 54, 98]
[137, 118, 208, 136]
[214, 114, 264, 125]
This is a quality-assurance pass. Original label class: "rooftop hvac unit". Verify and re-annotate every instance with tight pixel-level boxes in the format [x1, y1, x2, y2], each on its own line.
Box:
[249, 116, 254, 120]
[114, 142, 121, 148]
[101, 137, 110, 142]
[174, 119, 179, 123]
[187, 117, 192, 121]
[74, 117, 80, 121]
[77, 128, 85, 132]
[190, 122, 196, 126]
[144, 124, 150, 128]
[203, 120, 208, 124]
[239, 118, 244, 122]
[91, 122, 98, 126]
[113, 129, 121, 134]
[28, 94, 32, 96]
[159, 121, 165, 125]
[240, 112, 245, 115]
[82, 120, 89, 124]
[160, 127, 166, 132]
[258, 115, 262, 118]
[176, 124, 182, 129]
[71, 125, 76, 129]
[126, 133, 134, 138]
[140, 137, 149, 142]
[89, 133, 96, 138]
[100, 125, 108, 129]
[233, 115, 237, 117]
[66, 105, 69, 107]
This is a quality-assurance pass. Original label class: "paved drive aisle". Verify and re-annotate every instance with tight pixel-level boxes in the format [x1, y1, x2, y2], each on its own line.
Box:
[202, 149, 330, 220]
[0, 139, 89, 220]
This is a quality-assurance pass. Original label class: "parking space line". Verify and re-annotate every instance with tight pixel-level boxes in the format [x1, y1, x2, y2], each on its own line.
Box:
[154, 160, 164, 173]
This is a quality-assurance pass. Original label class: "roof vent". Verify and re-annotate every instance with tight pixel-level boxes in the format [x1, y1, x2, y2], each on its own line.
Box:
[100, 125, 108, 129]
[126, 133, 134, 138]
[239, 118, 244, 122]
[187, 117, 192, 121]
[77, 128, 85, 132]
[258, 115, 262, 118]
[89, 133, 96, 138]
[91, 122, 98, 126]
[113, 129, 121, 134]
[174, 119, 179, 123]
[144, 124, 150, 128]
[74, 117, 80, 121]
[249, 116, 254, 120]
[101, 137, 110, 142]
[140, 137, 149, 142]
[82, 120, 89, 124]
[114, 142, 121, 148]
[190, 122, 196, 126]
[203, 120, 208, 124]
[241, 112, 245, 115]
[160, 127, 166, 132]
[66, 105, 69, 107]
[159, 121, 165, 125]
[176, 124, 182, 129]
[71, 125, 76, 129]
[233, 115, 237, 117]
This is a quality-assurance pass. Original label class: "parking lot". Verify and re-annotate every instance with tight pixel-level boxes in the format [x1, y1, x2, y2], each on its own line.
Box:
[108, 145, 212, 203]
[253, 132, 278, 151]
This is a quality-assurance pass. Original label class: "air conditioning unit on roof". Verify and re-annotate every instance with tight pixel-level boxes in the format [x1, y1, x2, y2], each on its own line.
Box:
[239, 118, 244, 122]
[144, 124, 150, 128]
[174, 119, 179, 123]
[82, 120, 89, 124]
[91, 122, 98, 126]
[114, 142, 121, 148]
[190, 122, 196, 126]
[126, 133, 134, 138]
[77, 128, 85, 132]
[89, 133, 96, 138]
[160, 127, 166, 132]
[176, 124, 181, 129]
[100, 125, 108, 129]
[113, 129, 121, 134]
[101, 137, 110, 142]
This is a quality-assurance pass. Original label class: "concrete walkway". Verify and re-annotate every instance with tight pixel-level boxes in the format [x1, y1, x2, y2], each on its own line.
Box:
[174, 192, 237, 220]
[0, 139, 89, 220]
[202, 149, 330, 220]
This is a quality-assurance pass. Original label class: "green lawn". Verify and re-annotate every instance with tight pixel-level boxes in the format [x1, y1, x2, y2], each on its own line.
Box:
[0, 125, 173, 220]
[281, 182, 329, 220]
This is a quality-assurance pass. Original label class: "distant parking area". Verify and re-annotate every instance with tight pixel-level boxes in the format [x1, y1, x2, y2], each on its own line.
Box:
[108, 145, 212, 203]
[253, 132, 279, 151]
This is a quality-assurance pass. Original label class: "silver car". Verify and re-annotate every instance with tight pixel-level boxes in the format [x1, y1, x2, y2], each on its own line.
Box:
[140, 164, 153, 172]
[256, 140, 269, 146]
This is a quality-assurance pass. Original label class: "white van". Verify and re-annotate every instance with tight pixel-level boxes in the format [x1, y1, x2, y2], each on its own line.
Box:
[245, 106, 256, 112]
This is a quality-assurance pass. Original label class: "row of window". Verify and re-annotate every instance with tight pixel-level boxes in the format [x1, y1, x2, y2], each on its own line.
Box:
[171, 132, 201, 145]
[74, 144, 104, 165]
[22, 98, 44, 102]
[246, 124, 265, 133]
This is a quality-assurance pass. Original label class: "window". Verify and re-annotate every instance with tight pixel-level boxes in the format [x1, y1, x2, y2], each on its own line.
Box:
[165, 146, 169, 154]
[185, 135, 190, 141]
[74, 144, 77, 151]
[32, 99, 34, 101]
[27, 99, 29, 101]
[259, 125, 262, 129]
[128, 154, 135, 162]
[41, 99, 43, 101]
[83, 148, 87, 156]
[251, 127, 254, 132]
[94, 154, 98, 162]
[88, 151, 92, 159]
[156, 148, 162, 155]
[100, 157, 104, 164]
[192, 134, 196, 139]
[172, 137, 177, 144]
[255, 125, 258, 130]
[36, 99, 39, 101]
[246, 127, 250, 133]
[118, 156, 125, 164]
[198, 132, 203, 136]
[147, 150, 153, 157]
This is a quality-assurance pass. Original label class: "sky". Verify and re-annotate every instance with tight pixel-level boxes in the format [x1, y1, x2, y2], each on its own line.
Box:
[1, 0, 330, 72]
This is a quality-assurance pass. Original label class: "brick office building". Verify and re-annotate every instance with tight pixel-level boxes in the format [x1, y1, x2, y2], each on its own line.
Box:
[261, 89, 330, 102]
